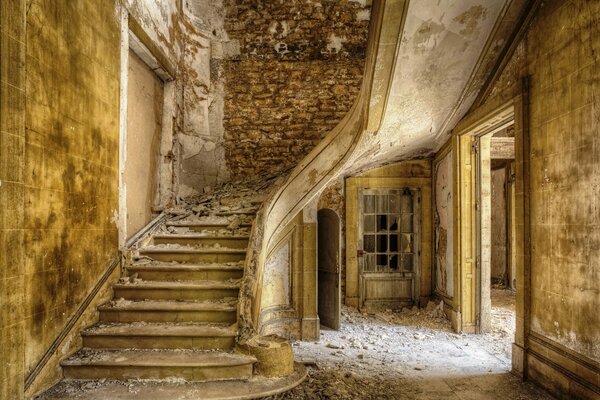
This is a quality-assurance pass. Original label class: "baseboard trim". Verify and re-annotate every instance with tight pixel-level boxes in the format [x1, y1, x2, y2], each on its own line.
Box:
[24, 254, 121, 390]
[527, 333, 600, 397]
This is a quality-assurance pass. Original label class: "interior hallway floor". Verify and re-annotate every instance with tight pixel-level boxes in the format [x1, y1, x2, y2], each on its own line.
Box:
[269, 289, 553, 399]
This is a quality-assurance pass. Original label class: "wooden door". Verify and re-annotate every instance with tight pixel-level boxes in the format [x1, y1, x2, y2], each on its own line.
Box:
[359, 189, 420, 311]
[318, 209, 341, 330]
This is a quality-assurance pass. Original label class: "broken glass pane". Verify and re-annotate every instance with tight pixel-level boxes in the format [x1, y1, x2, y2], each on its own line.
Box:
[376, 214, 388, 232]
[388, 215, 399, 231]
[377, 235, 387, 252]
[389, 234, 398, 252]
[377, 254, 388, 267]
[389, 254, 398, 270]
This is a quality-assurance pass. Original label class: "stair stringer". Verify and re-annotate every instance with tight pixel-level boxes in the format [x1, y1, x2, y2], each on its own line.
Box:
[237, 0, 410, 337]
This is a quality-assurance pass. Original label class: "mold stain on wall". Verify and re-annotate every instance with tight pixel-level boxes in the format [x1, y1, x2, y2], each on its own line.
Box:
[1, 0, 121, 397]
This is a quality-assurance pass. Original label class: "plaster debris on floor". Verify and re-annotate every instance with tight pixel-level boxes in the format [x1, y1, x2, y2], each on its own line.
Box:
[267, 289, 552, 400]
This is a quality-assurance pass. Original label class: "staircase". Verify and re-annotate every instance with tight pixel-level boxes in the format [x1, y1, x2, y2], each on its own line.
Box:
[60, 214, 257, 383]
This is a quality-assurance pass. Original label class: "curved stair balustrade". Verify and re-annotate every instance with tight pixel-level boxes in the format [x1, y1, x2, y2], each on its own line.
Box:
[239, 0, 410, 335]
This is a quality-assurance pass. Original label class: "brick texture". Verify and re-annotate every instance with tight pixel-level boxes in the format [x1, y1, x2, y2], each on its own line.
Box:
[222, 0, 370, 178]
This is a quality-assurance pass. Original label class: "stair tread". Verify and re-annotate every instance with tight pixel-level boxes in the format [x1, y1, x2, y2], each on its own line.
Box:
[139, 247, 247, 253]
[128, 262, 244, 271]
[83, 322, 237, 337]
[166, 221, 252, 227]
[113, 280, 240, 289]
[152, 234, 250, 239]
[61, 349, 256, 367]
[99, 299, 237, 312]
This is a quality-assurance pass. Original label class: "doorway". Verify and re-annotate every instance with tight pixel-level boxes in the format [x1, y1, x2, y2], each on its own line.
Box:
[125, 50, 163, 240]
[475, 125, 516, 333]
[318, 208, 341, 330]
[118, 15, 176, 246]
[358, 189, 420, 311]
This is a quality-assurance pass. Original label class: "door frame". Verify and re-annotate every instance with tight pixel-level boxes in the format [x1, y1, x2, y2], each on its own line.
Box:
[451, 81, 530, 376]
[118, 10, 176, 247]
[357, 187, 421, 311]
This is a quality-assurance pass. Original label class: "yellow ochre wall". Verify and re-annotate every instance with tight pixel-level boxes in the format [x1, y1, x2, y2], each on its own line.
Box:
[1, 1, 121, 398]
[472, 1, 599, 397]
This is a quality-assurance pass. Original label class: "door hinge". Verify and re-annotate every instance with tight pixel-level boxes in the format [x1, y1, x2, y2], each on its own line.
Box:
[357, 250, 365, 257]
[471, 140, 479, 154]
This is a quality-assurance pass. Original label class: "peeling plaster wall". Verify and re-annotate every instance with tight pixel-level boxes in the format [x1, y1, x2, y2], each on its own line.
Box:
[0, 1, 121, 397]
[434, 151, 454, 298]
[261, 243, 291, 311]
[479, 0, 600, 396]
[220, 0, 371, 178]
[127, 0, 227, 199]
[345, 0, 526, 174]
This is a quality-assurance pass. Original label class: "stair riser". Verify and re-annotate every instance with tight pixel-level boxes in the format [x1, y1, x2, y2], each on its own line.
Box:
[63, 364, 253, 381]
[99, 310, 237, 324]
[125, 269, 243, 281]
[83, 336, 235, 351]
[168, 224, 252, 232]
[113, 288, 239, 301]
[139, 252, 245, 263]
[152, 237, 249, 248]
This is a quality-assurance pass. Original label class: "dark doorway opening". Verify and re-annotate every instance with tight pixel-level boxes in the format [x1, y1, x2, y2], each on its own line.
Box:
[318, 208, 341, 330]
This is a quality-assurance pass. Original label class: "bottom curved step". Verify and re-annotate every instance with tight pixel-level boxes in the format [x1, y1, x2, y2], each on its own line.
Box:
[61, 349, 256, 381]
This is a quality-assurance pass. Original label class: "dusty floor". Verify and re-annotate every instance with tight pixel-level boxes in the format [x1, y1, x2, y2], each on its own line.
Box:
[268, 289, 554, 400]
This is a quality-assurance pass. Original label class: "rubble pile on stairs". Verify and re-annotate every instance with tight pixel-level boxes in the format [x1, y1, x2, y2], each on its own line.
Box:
[38, 178, 307, 399]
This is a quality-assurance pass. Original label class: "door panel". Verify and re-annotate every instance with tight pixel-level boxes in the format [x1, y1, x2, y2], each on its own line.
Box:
[359, 189, 420, 311]
[318, 209, 340, 330]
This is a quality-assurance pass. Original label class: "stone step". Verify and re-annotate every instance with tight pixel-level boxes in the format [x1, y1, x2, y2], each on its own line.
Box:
[82, 323, 237, 350]
[214, 210, 256, 217]
[165, 222, 252, 232]
[39, 363, 308, 400]
[138, 247, 247, 263]
[99, 299, 238, 323]
[126, 262, 244, 281]
[113, 281, 240, 301]
[61, 349, 256, 381]
[151, 234, 250, 248]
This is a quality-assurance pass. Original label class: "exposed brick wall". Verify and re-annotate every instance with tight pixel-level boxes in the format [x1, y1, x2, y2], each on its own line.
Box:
[222, 0, 370, 178]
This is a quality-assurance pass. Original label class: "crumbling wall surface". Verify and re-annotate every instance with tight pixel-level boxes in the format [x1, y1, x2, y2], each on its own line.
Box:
[221, 0, 370, 178]
[0, 0, 121, 398]
[483, 0, 600, 396]
[434, 152, 453, 299]
[127, 0, 224, 199]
